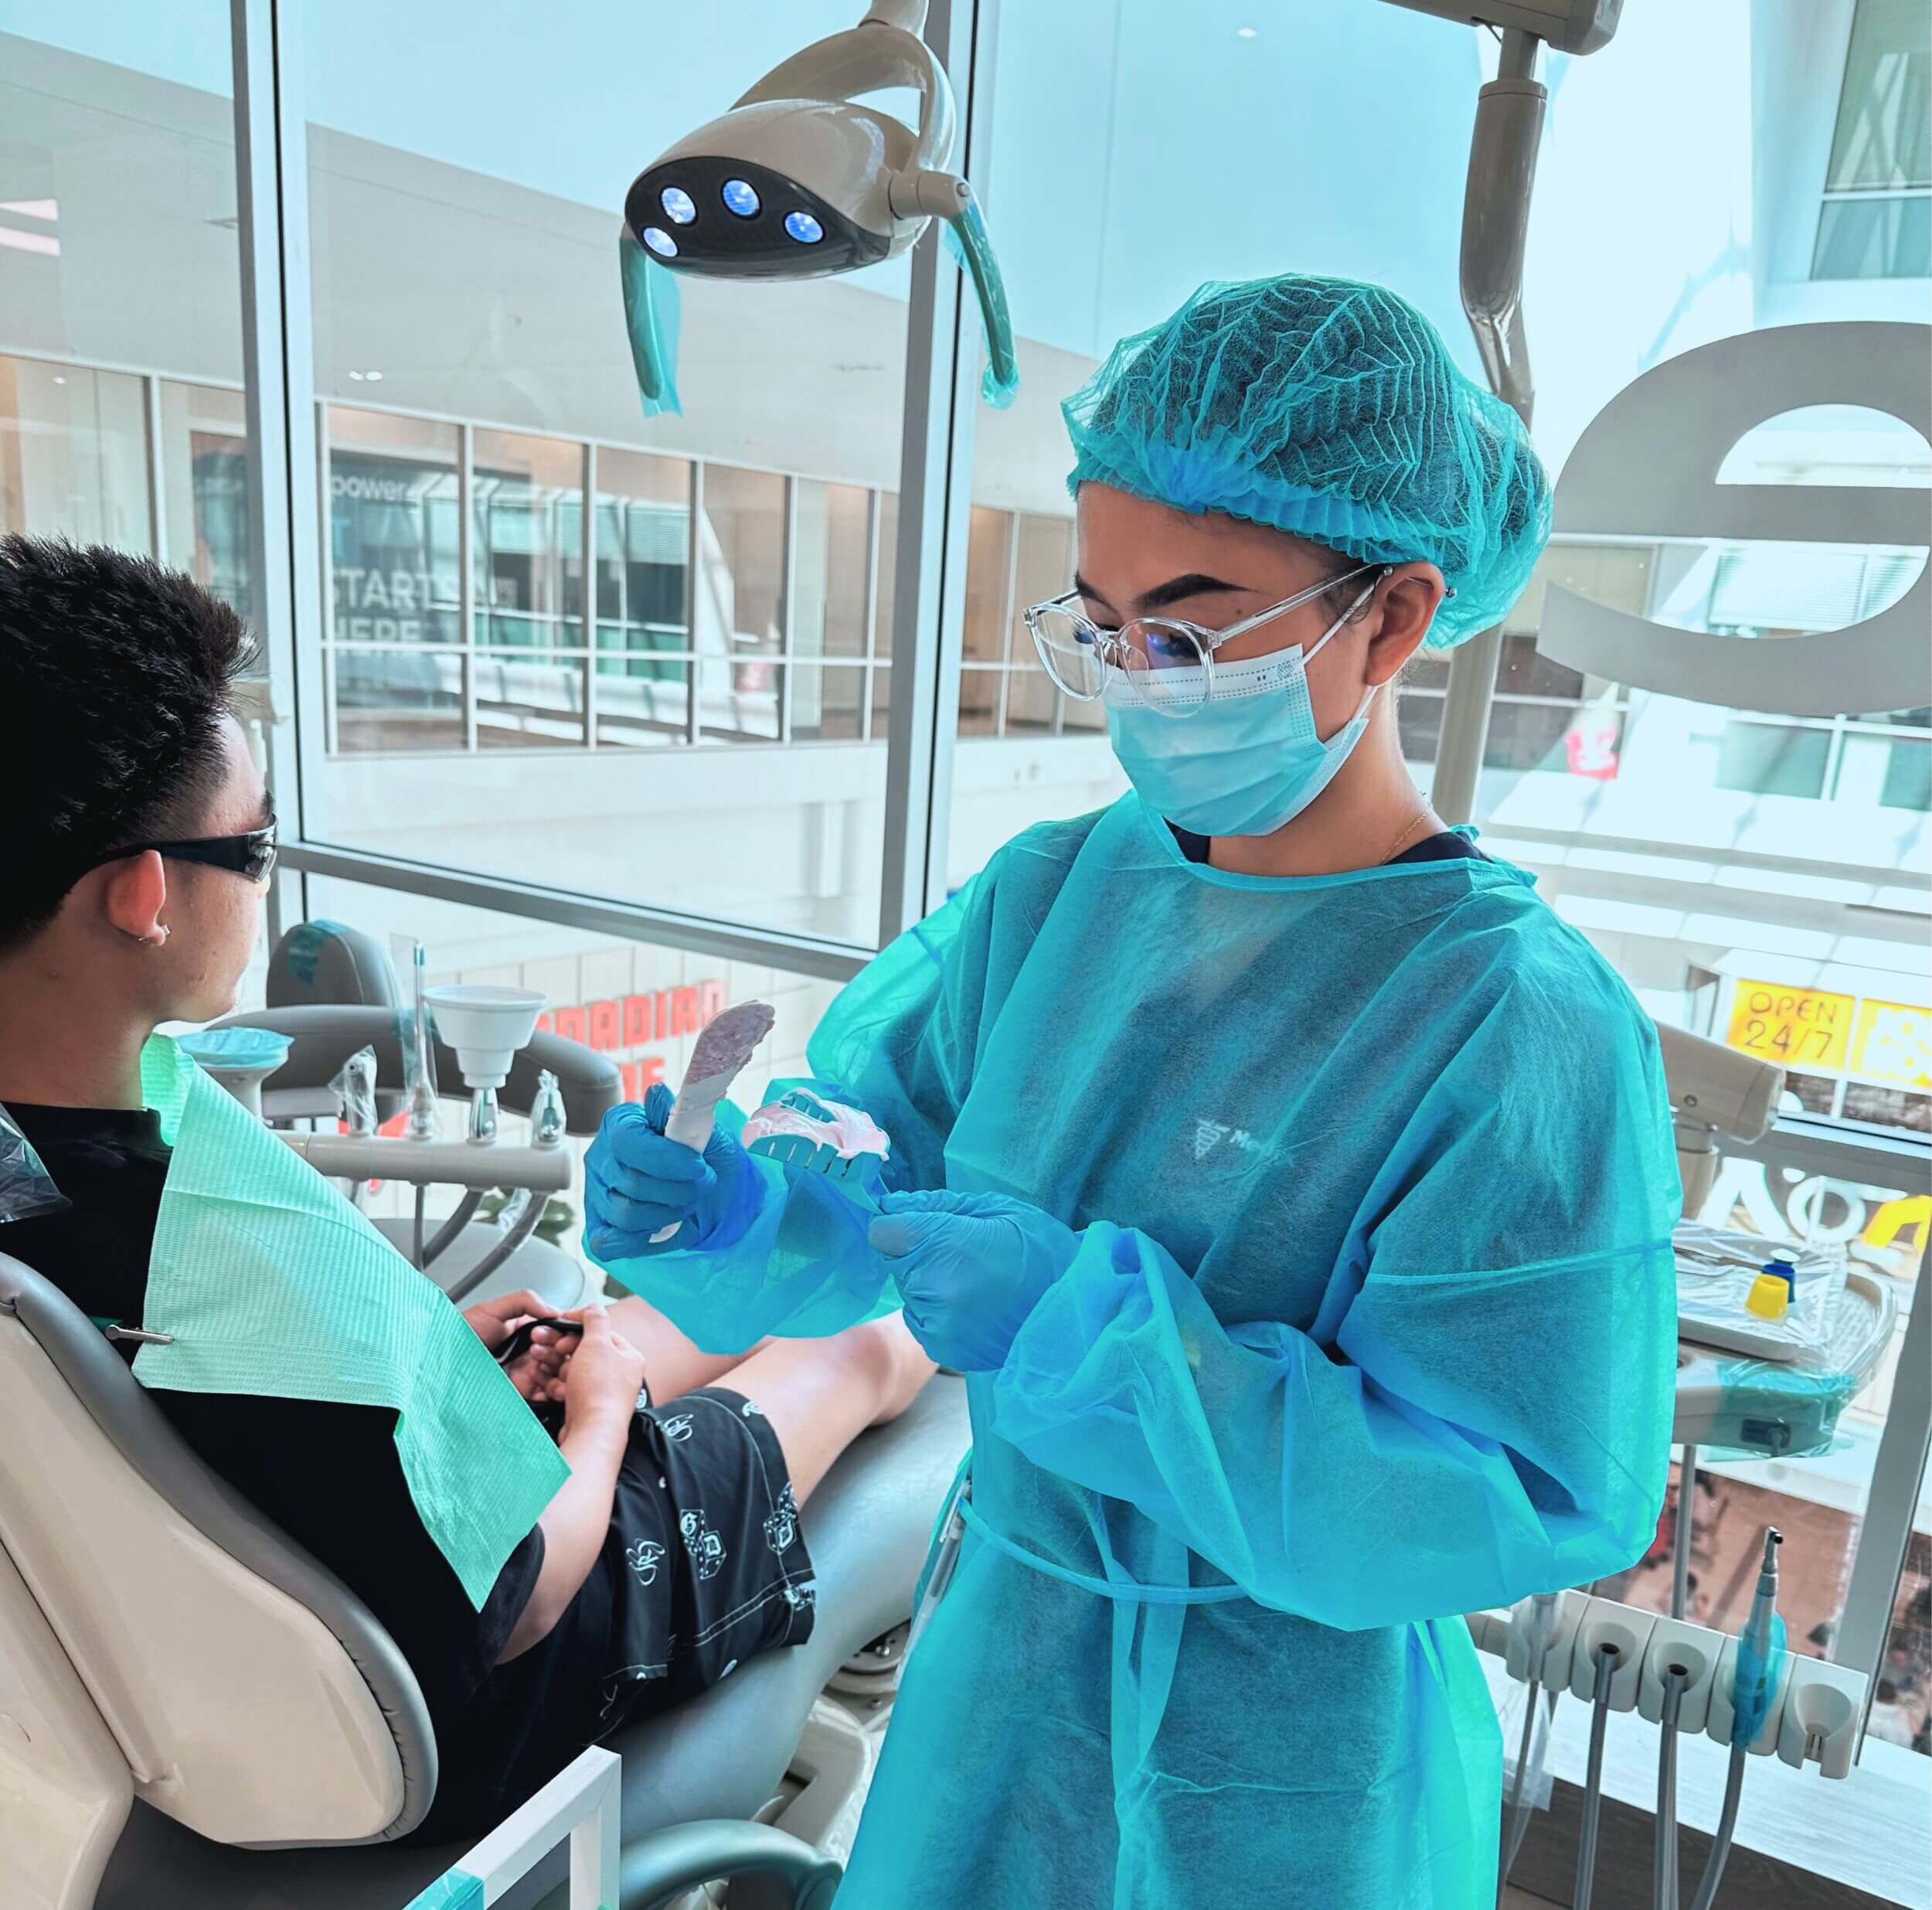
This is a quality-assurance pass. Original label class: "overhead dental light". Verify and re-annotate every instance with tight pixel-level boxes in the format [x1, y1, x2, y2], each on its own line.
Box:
[617, 0, 1017, 417]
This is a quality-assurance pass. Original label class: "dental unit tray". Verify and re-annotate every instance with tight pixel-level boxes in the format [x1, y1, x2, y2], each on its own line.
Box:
[1673, 1222, 1845, 1364]
[1672, 1265, 1896, 1460]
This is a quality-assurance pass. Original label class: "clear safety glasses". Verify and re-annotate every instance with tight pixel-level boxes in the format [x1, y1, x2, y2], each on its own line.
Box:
[1024, 565, 1386, 720]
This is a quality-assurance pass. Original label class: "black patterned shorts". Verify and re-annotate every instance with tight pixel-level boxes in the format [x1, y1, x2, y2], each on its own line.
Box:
[597, 1386, 818, 1728]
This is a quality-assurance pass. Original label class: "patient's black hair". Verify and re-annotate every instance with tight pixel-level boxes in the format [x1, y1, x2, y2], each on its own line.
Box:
[0, 536, 257, 955]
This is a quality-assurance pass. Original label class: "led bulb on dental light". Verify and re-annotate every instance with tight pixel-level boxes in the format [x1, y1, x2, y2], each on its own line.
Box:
[618, 0, 1018, 414]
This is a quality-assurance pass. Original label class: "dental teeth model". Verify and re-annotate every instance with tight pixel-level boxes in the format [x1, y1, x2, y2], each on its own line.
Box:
[743, 1088, 889, 1187]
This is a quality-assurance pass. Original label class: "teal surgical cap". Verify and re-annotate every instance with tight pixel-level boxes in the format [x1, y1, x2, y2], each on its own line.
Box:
[1064, 274, 1553, 647]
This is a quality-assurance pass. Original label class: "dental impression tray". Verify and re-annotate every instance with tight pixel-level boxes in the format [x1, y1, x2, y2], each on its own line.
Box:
[743, 1087, 889, 1190]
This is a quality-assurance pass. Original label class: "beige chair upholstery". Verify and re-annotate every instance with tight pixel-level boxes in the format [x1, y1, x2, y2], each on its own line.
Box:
[0, 1538, 131, 1910]
[0, 1250, 972, 1910]
[0, 1257, 433, 1860]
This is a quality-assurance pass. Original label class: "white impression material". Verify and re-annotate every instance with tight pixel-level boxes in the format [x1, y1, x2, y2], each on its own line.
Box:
[423, 986, 547, 1091]
[650, 1001, 777, 1243]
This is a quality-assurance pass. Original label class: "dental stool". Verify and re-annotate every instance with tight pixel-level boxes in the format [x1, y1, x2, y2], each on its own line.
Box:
[0, 1254, 971, 1910]
[210, 996, 620, 1312]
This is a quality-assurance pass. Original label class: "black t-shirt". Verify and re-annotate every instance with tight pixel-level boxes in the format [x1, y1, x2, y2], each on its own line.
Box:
[0, 1104, 611, 1841]
[1169, 825, 1489, 870]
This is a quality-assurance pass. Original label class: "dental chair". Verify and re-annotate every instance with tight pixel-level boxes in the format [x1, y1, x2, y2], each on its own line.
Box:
[0, 1253, 971, 1910]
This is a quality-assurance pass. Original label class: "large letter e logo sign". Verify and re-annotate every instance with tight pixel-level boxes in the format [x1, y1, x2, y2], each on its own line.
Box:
[1539, 322, 1930, 720]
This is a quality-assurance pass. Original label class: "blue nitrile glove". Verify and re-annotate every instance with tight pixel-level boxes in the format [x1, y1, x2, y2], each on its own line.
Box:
[584, 1083, 765, 1261]
[868, 1189, 1079, 1372]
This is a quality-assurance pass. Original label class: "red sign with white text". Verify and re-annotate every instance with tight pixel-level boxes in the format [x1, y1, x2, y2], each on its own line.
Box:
[539, 980, 729, 1103]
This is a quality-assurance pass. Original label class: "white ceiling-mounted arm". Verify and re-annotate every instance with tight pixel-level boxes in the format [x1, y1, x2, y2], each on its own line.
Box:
[735, 17, 957, 177]
[1380, 0, 1622, 55]
[1382, 0, 1628, 826]
[1656, 1022, 1785, 1218]
[1461, 28, 1543, 424]
[862, 0, 928, 31]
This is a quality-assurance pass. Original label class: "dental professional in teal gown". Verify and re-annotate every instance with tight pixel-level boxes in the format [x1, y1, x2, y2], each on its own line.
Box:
[584, 274, 1682, 1909]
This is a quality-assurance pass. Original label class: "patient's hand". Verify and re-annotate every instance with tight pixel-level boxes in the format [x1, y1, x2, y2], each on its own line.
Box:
[463, 1289, 572, 1405]
[560, 1305, 649, 1432]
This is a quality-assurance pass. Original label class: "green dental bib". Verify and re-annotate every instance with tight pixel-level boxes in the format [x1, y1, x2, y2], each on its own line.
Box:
[133, 1035, 569, 1608]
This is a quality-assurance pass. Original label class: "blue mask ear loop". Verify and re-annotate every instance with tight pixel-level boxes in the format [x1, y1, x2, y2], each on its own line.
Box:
[618, 228, 683, 419]
[1223, 572, 1383, 728]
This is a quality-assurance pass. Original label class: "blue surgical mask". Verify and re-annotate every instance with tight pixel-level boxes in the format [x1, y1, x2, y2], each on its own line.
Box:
[1105, 599, 1379, 838]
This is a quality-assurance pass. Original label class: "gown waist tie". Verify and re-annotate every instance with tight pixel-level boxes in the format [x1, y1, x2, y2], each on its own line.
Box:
[954, 1462, 1251, 1606]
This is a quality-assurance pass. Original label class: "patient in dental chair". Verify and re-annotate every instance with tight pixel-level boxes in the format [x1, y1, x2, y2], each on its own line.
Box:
[0, 537, 934, 1840]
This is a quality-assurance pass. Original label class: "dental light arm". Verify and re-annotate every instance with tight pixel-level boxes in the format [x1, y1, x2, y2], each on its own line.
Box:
[1460, 28, 1543, 421]
[1379, 0, 1623, 824]
[619, 0, 1016, 419]
[1655, 1022, 1785, 1219]
[734, 20, 956, 182]
[1379, 0, 1623, 54]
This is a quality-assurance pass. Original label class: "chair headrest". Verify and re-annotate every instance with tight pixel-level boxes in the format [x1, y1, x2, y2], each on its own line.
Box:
[267, 921, 401, 1010]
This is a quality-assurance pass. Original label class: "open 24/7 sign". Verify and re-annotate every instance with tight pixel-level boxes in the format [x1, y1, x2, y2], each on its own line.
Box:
[1725, 980, 1930, 1089]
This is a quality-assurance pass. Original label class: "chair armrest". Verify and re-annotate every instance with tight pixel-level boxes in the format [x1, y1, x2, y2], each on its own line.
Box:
[618, 1821, 842, 1910]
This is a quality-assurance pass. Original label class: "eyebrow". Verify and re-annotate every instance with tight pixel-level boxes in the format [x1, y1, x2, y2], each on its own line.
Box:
[1073, 570, 1255, 617]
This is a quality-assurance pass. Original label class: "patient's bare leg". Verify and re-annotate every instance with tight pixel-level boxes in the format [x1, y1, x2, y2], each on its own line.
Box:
[717, 1314, 935, 1505]
[604, 1292, 771, 1402]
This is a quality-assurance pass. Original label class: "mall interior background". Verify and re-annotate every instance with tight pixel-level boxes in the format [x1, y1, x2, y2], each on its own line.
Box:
[2, 0, 1930, 1753]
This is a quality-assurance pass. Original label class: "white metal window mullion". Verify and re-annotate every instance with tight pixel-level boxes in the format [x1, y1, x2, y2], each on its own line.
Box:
[781, 474, 798, 745]
[230, 0, 327, 844]
[315, 401, 340, 758]
[458, 420, 478, 751]
[862, 485, 883, 743]
[994, 506, 1019, 737]
[876, 0, 995, 944]
[686, 459, 705, 747]
[141, 373, 167, 560]
[582, 439, 598, 750]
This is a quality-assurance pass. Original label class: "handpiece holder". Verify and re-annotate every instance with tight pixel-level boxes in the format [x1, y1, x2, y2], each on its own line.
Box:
[395, 937, 442, 1142]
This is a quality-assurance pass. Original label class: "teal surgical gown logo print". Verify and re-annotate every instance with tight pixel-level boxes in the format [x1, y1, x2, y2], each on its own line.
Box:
[625, 1538, 666, 1585]
[680, 1507, 726, 1581]
[1192, 1118, 1265, 1164]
